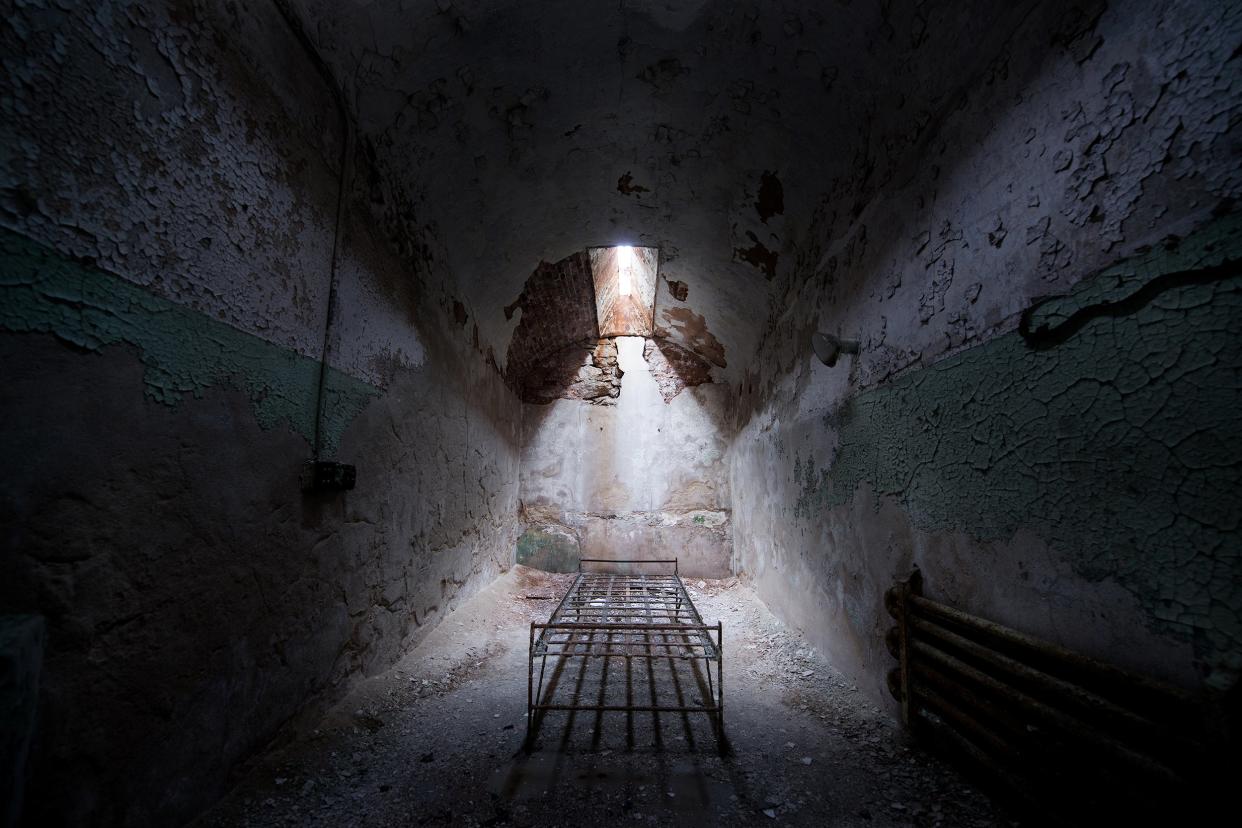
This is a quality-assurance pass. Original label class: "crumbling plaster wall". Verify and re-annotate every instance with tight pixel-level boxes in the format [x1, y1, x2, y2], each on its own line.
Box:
[519, 337, 733, 578]
[291, 0, 1036, 387]
[504, 249, 731, 574]
[730, 0, 1242, 709]
[0, 2, 520, 825]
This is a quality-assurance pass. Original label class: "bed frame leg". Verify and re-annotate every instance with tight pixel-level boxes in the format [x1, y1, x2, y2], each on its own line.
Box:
[717, 622, 725, 731]
[525, 622, 535, 751]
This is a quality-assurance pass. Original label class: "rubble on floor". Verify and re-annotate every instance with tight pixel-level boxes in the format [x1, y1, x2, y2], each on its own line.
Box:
[197, 567, 1014, 827]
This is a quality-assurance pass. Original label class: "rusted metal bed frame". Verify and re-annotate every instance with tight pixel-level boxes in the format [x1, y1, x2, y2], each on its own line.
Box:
[885, 568, 1233, 822]
[526, 558, 723, 743]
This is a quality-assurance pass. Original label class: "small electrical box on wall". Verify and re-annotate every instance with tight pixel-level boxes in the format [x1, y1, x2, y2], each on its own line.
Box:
[301, 460, 356, 492]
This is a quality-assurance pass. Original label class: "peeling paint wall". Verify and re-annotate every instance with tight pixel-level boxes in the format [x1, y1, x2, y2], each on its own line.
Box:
[3, 1, 336, 359]
[730, 0, 1242, 710]
[520, 337, 732, 577]
[0, 2, 520, 825]
[3, 0, 1239, 819]
[0, 229, 378, 455]
[290, 0, 1033, 387]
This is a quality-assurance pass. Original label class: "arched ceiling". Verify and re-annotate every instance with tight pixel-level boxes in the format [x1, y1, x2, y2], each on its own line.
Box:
[291, 0, 1026, 385]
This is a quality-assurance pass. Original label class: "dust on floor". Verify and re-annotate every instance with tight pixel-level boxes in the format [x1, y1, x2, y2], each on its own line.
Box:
[195, 566, 1012, 827]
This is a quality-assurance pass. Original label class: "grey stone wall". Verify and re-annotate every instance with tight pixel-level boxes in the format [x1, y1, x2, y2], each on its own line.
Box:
[0, 2, 520, 825]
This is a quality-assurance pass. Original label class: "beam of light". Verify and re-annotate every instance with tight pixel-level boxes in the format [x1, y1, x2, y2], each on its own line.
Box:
[616, 245, 634, 296]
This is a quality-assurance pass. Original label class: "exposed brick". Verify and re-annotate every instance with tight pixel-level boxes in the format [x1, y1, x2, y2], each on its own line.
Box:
[643, 338, 713, 402]
[521, 338, 623, 404]
[503, 251, 599, 396]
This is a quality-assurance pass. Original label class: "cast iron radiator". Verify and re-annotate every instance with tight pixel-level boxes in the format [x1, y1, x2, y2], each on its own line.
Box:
[526, 558, 723, 744]
[885, 568, 1234, 822]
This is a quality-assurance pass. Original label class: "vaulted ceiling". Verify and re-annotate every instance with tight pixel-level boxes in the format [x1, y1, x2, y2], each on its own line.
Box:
[291, 0, 1030, 385]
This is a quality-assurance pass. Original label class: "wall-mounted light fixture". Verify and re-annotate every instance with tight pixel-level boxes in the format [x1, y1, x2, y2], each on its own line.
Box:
[811, 332, 860, 367]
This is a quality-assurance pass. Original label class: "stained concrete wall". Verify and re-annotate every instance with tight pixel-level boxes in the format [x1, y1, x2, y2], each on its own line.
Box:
[730, 0, 1242, 709]
[519, 337, 732, 577]
[0, 2, 520, 825]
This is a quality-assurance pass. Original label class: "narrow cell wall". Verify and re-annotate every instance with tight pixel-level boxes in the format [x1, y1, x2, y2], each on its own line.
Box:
[519, 337, 733, 577]
[730, 0, 1242, 708]
[0, 2, 520, 825]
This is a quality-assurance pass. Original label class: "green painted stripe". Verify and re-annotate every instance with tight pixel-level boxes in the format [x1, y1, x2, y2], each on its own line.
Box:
[0, 228, 380, 454]
[794, 213, 1242, 661]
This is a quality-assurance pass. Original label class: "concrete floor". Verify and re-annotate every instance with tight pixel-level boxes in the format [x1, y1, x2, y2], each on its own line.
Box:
[195, 567, 1012, 827]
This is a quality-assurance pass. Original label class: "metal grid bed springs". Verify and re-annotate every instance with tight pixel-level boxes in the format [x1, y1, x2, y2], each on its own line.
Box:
[526, 558, 723, 743]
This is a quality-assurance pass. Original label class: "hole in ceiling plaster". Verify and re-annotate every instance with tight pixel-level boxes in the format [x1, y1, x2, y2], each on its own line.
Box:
[589, 246, 658, 337]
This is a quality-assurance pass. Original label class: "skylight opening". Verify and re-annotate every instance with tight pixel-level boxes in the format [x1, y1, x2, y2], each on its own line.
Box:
[589, 245, 658, 337]
[617, 245, 635, 296]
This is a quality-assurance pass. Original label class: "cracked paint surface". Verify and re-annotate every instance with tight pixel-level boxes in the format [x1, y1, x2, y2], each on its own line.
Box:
[1, 3, 523, 826]
[741, 1, 1241, 415]
[0, 229, 378, 455]
[811, 216, 1241, 662]
[729, 0, 1242, 710]
[1, 1, 338, 359]
[734, 213, 1242, 711]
